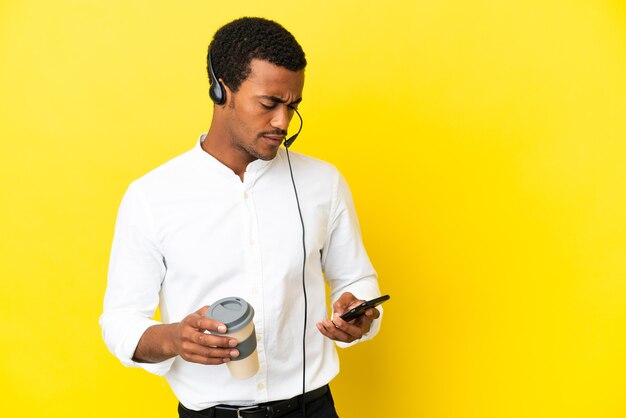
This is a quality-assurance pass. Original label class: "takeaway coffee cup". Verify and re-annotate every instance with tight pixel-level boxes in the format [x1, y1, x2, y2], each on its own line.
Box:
[205, 297, 259, 379]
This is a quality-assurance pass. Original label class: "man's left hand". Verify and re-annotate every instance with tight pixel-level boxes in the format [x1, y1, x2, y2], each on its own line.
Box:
[316, 292, 380, 343]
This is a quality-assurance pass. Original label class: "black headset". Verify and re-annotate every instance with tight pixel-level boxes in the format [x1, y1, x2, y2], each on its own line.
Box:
[207, 50, 226, 105]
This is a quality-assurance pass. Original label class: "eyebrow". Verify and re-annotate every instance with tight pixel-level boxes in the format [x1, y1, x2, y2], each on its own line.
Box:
[258, 95, 303, 106]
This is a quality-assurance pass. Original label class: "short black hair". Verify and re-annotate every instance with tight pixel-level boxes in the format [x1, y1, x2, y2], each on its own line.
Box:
[208, 17, 307, 93]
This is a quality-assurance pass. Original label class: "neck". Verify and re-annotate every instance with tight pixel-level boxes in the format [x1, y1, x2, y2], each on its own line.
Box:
[202, 123, 255, 181]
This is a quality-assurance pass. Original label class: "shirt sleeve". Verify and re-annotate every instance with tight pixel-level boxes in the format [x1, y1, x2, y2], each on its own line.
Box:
[321, 171, 383, 348]
[99, 183, 175, 375]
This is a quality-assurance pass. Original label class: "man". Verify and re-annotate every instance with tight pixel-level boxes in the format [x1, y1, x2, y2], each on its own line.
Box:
[100, 17, 382, 418]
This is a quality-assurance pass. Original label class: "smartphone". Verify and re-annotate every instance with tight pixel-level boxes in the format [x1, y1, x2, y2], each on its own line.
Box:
[339, 295, 390, 322]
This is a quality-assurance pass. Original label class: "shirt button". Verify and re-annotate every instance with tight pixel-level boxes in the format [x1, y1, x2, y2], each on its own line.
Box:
[243, 191, 249, 199]
[257, 383, 265, 390]
[251, 288, 258, 295]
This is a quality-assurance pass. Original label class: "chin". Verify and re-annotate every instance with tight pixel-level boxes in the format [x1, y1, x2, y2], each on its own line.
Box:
[254, 148, 280, 161]
[258, 152, 278, 161]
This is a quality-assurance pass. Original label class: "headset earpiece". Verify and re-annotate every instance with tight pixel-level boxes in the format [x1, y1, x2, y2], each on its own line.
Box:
[208, 50, 226, 105]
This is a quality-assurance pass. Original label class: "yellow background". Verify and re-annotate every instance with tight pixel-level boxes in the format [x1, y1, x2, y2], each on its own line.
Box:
[1, 1, 625, 417]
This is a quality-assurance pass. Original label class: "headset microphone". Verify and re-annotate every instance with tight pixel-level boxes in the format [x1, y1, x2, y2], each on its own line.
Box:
[284, 107, 303, 149]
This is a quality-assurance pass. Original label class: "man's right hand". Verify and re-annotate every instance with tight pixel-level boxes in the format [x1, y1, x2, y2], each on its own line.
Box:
[133, 306, 240, 365]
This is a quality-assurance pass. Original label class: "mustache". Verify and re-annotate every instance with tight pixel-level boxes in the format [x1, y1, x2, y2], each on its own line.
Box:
[259, 129, 287, 137]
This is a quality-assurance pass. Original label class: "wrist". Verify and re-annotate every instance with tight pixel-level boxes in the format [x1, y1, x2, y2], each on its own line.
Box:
[161, 323, 179, 358]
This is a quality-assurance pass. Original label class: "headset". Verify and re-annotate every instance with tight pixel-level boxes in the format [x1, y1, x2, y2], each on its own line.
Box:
[208, 50, 309, 415]
[207, 51, 226, 105]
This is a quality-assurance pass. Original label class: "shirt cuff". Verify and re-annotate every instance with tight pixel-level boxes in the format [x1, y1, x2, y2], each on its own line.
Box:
[115, 318, 176, 376]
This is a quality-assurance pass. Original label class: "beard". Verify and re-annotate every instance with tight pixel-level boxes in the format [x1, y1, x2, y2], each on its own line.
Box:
[235, 142, 273, 161]
[232, 133, 280, 161]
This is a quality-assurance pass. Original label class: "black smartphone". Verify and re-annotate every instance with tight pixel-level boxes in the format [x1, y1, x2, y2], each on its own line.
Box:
[339, 295, 390, 322]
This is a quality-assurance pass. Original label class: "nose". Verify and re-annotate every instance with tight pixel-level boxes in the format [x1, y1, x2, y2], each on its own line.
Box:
[270, 106, 293, 132]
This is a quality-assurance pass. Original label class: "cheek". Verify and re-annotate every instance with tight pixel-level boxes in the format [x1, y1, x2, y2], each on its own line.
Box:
[232, 104, 271, 137]
[246, 115, 272, 136]
[231, 111, 255, 135]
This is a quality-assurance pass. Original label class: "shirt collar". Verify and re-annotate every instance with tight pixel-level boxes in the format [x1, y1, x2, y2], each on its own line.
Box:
[194, 133, 275, 180]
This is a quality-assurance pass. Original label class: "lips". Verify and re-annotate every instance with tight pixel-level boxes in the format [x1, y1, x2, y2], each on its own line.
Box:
[262, 135, 285, 146]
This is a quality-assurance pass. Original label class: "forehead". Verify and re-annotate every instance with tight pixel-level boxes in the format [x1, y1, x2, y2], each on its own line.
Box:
[240, 59, 305, 98]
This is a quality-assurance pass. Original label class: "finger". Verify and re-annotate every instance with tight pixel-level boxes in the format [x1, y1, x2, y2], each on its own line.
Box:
[316, 321, 349, 342]
[366, 307, 381, 319]
[198, 346, 240, 360]
[346, 299, 366, 311]
[180, 312, 210, 331]
[195, 316, 227, 333]
[195, 332, 238, 348]
[182, 309, 227, 333]
[184, 353, 231, 365]
[180, 342, 239, 362]
[187, 307, 213, 330]
[352, 308, 380, 326]
[354, 315, 373, 334]
[321, 318, 355, 342]
[333, 292, 358, 314]
[316, 322, 335, 340]
[331, 315, 363, 340]
[195, 305, 210, 316]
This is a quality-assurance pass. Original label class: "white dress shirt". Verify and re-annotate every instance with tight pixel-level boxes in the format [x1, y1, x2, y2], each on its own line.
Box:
[99, 134, 381, 410]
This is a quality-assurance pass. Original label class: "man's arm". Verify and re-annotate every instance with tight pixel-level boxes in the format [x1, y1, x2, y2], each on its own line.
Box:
[100, 184, 237, 370]
[318, 171, 383, 345]
[132, 306, 239, 365]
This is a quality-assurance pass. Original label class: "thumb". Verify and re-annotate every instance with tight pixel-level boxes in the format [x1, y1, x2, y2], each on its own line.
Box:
[334, 292, 358, 314]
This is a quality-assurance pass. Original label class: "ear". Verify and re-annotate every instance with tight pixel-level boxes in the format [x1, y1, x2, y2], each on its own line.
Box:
[220, 78, 233, 106]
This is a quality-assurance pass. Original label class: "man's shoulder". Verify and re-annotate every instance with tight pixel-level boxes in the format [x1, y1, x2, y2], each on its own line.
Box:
[276, 149, 340, 179]
[130, 146, 198, 193]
